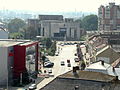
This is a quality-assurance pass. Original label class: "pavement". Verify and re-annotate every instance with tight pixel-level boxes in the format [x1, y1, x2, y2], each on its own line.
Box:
[7, 77, 44, 90]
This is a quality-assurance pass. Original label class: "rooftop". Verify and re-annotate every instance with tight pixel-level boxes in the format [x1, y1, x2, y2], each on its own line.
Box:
[85, 61, 120, 80]
[0, 39, 37, 47]
[86, 61, 110, 70]
[59, 70, 116, 82]
[96, 46, 110, 56]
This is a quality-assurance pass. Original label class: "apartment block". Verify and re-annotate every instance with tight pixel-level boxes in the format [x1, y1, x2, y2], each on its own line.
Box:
[98, 3, 120, 30]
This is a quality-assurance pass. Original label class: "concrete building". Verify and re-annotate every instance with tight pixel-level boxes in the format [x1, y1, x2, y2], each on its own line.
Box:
[98, 3, 120, 30]
[0, 39, 39, 86]
[28, 15, 84, 41]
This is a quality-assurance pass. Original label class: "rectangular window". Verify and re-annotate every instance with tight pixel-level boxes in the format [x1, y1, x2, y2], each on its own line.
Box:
[43, 28, 44, 36]
[38, 27, 41, 36]
[70, 28, 71, 37]
[54, 33, 60, 37]
[59, 28, 66, 37]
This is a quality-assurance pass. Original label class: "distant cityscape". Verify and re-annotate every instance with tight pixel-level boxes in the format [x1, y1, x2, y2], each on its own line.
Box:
[0, 10, 96, 20]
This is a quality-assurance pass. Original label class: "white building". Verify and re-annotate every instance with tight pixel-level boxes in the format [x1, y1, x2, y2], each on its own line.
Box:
[85, 61, 120, 80]
[0, 28, 8, 39]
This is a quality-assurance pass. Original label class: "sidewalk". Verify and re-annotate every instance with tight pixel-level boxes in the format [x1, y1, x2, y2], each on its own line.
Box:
[8, 77, 44, 90]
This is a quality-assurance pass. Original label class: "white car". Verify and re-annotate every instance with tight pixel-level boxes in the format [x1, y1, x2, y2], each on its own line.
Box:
[48, 69, 52, 73]
[61, 61, 65, 65]
[29, 84, 37, 90]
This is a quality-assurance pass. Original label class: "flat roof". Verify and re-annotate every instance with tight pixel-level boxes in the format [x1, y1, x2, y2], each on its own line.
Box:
[85, 61, 110, 70]
[59, 70, 116, 82]
[0, 39, 37, 47]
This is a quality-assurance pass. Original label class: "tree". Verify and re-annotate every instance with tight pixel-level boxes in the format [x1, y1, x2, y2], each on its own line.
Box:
[8, 18, 26, 33]
[75, 14, 98, 31]
[82, 15, 98, 30]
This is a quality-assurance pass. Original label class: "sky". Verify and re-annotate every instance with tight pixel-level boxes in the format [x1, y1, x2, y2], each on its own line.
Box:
[0, 0, 120, 13]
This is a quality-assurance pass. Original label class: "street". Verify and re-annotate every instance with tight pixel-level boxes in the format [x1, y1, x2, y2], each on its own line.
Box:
[37, 43, 78, 89]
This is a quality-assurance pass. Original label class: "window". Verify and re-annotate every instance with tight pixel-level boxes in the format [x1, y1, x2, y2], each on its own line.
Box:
[59, 28, 66, 37]
[38, 27, 41, 36]
[43, 28, 44, 36]
[70, 28, 71, 37]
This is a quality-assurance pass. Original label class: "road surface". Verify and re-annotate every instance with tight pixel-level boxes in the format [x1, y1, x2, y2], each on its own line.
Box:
[37, 43, 78, 89]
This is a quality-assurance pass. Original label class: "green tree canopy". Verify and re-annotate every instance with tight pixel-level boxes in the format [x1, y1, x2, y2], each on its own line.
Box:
[82, 15, 98, 30]
[8, 18, 26, 33]
[75, 14, 98, 31]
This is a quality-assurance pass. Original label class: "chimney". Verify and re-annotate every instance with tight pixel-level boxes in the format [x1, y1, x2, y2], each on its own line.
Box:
[115, 76, 118, 81]
[101, 61, 104, 65]
[73, 67, 77, 73]
[73, 66, 79, 73]
[113, 67, 115, 72]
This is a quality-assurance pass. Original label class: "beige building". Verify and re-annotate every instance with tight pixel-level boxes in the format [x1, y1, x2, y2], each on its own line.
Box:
[98, 3, 120, 30]
[28, 15, 84, 40]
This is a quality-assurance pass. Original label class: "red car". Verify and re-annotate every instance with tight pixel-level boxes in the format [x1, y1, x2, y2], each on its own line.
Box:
[67, 59, 70, 63]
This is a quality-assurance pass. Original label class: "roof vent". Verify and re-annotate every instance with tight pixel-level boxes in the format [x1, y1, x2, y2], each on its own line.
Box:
[113, 67, 115, 72]
[73, 66, 79, 73]
[101, 60, 104, 66]
[115, 76, 118, 81]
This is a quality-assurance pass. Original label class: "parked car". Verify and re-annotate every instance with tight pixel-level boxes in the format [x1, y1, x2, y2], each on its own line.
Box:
[67, 59, 70, 63]
[48, 69, 52, 73]
[74, 58, 79, 62]
[44, 61, 54, 67]
[67, 63, 71, 67]
[61, 43, 64, 46]
[61, 61, 65, 66]
[29, 84, 37, 90]
[55, 52, 59, 56]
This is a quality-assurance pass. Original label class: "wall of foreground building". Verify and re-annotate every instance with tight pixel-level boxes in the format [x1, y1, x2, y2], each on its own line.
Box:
[0, 47, 8, 86]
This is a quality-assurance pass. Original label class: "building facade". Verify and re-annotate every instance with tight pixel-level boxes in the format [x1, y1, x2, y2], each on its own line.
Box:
[0, 39, 39, 86]
[98, 3, 120, 31]
[28, 15, 83, 41]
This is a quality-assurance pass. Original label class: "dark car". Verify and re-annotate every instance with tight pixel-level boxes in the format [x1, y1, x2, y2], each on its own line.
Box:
[74, 58, 79, 62]
[67, 63, 71, 67]
[67, 59, 70, 63]
[61, 61, 65, 66]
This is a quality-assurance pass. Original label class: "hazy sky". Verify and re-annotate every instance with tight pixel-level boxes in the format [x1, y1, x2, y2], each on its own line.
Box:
[0, 0, 120, 12]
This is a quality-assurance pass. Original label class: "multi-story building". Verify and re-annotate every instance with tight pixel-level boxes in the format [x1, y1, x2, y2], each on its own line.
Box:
[28, 15, 84, 41]
[98, 3, 120, 31]
[0, 39, 39, 86]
